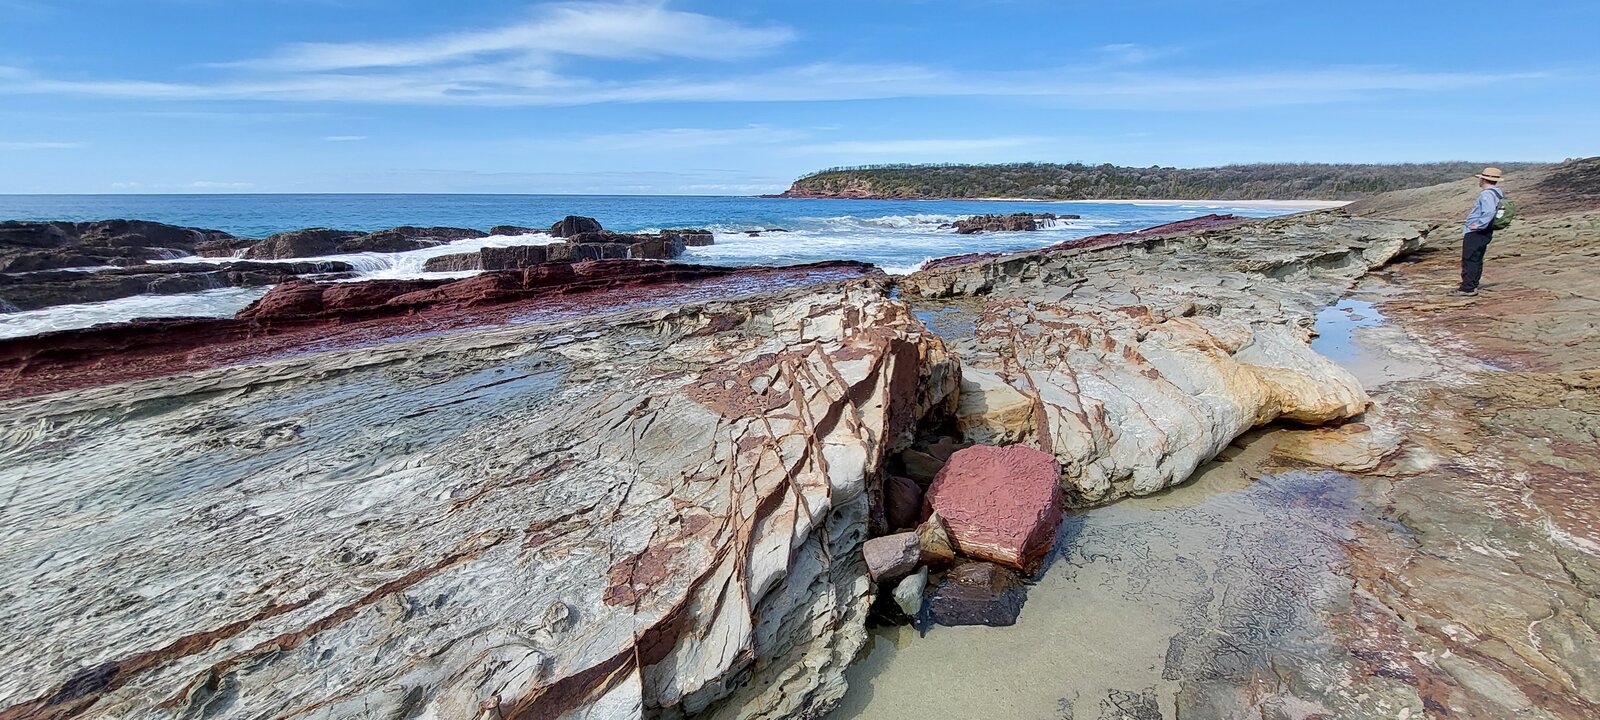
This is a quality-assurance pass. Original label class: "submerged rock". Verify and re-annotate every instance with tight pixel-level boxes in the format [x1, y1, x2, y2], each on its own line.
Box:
[928, 562, 1028, 627]
[923, 445, 1064, 570]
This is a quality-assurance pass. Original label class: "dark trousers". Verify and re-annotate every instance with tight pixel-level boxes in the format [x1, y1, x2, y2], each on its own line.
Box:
[1461, 228, 1494, 291]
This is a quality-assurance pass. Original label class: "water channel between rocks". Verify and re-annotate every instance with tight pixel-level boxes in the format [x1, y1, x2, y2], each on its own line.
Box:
[830, 296, 1412, 719]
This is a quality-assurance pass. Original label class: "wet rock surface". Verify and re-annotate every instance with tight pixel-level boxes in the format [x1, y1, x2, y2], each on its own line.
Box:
[0, 260, 354, 310]
[0, 277, 955, 720]
[927, 562, 1028, 627]
[943, 212, 1076, 235]
[0, 219, 236, 271]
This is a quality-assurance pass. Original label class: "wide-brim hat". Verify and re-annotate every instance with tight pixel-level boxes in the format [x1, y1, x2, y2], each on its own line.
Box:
[1475, 167, 1504, 183]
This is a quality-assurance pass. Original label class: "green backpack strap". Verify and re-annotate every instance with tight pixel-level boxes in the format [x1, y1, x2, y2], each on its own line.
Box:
[1491, 187, 1517, 231]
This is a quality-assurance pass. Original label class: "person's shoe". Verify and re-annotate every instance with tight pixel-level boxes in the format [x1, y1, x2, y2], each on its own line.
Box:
[1448, 288, 1479, 297]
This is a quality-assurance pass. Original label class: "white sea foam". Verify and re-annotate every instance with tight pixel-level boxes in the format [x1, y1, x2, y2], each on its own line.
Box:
[0, 287, 271, 340]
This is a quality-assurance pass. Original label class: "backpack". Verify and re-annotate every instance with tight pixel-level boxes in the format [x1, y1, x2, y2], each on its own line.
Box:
[1490, 188, 1517, 230]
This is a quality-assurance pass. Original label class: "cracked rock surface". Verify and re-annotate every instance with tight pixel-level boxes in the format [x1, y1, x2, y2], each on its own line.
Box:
[0, 279, 954, 720]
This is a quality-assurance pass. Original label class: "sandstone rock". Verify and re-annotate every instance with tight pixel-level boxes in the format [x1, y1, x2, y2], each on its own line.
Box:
[550, 215, 603, 237]
[928, 562, 1028, 627]
[1, 219, 236, 271]
[243, 228, 364, 259]
[0, 277, 951, 720]
[892, 566, 930, 618]
[923, 445, 1064, 570]
[480, 245, 549, 270]
[665, 229, 715, 247]
[899, 448, 945, 483]
[1272, 418, 1402, 472]
[884, 475, 924, 531]
[946, 213, 1074, 235]
[423, 252, 483, 273]
[903, 214, 1421, 505]
[955, 366, 1036, 445]
[915, 512, 957, 570]
[864, 532, 922, 583]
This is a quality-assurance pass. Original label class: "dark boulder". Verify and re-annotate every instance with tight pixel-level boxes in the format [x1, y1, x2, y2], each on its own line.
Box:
[550, 216, 603, 238]
[422, 252, 483, 273]
[348, 226, 485, 254]
[627, 236, 687, 260]
[946, 212, 1078, 235]
[194, 237, 259, 258]
[490, 225, 538, 236]
[244, 229, 364, 260]
[547, 243, 627, 263]
[885, 475, 924, 531]
[927, 561, 1028, 627]
[663, 229, 714, 247]
[1, 219, 238, 271]
[480, 245, 549, 270]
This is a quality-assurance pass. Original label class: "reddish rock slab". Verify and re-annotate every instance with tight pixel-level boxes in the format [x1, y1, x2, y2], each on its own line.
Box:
[0, 260, 879, 400]
[921, 444, 1063, 570]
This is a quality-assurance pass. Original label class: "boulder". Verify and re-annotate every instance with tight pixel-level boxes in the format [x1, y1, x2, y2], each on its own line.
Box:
[899, 448, 945, 483]
[884, 475, 923, 531]
[628, 236, 687, 261]
[480, 245, 549, 270]
[664, 229, 715, 247]
[946, 213, 1074, 235]
[954, 366, 1036, 445]
[489, 225, 538, 236]
[864, 532, 922, 583]
[916, 512, 957, 570]
[244, 228, 363, 260]
[550, 215, 603, 238]
[892, 566, 930, 618]
[423, 252, 483, 273]
[1, 219, 236, 271]
[347, 226, 485, 254]
[922, 445, 1063, 570]
[927, 562, 1028, 627]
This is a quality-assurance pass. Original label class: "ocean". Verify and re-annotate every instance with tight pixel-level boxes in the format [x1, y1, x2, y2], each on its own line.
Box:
[1, 194, 1315, 338]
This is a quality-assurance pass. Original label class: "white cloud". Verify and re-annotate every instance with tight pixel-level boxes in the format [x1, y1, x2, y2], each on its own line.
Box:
[0, 140, 83, 150]
[189, 181, 255, 189]
[226, 1, 793, 72]
[324, 135, 367, 142]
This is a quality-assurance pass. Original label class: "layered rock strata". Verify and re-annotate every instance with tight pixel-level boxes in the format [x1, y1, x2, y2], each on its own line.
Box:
[0, 277, 956, 720]
[902, 213, 1427, 505]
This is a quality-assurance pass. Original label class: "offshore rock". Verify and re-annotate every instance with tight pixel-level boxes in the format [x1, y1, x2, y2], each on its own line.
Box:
[0, 260, 355, 310]
[0, 219, 236, 271]
[490, 225, 538, 236]
[665, 228, 716, 247]
[243, 226, 486, 259]
[922, 445, 1064, 570]
[423, 251, 484, 273]
[550, 215, 604, 237]
[242, 228, 364, 259]
[0, 277, 954, 719]
[927, 562, 1028, 627]
[946, 212, 1074, 235]
[903, 213, 1423, 505]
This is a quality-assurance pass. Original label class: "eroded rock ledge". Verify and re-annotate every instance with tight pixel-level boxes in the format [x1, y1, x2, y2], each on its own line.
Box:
[0, 212, 1429, 719]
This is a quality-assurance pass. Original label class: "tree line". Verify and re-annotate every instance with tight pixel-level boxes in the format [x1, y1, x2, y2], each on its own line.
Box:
[786, 162, 1547, 200]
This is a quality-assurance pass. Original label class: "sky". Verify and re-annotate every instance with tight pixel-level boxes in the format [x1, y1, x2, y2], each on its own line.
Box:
[0, 0, 1596, 194]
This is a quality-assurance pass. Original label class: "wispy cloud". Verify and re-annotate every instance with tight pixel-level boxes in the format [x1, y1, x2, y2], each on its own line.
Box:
[223, 1, 793, 71]
[0, 140, 84, 150]
[188, 181, 255, 189]
[324, 135, 367, 142]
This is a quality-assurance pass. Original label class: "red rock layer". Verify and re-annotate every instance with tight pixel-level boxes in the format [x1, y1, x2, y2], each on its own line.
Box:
[921, 444, 1064, 571]
[0, 260, 876, 400]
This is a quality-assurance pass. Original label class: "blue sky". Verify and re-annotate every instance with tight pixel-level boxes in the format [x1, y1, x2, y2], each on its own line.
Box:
[1, 0, 1596, 194]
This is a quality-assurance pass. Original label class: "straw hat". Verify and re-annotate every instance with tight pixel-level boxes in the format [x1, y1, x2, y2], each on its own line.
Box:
[1475, 167, 1504, 183]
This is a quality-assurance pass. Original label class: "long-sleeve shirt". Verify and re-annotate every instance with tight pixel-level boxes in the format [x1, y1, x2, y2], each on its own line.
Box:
[1465, 187, 1503, 234]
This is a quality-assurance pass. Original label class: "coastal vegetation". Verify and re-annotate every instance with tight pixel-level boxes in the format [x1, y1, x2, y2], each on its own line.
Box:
[780, 161, 1550, 201]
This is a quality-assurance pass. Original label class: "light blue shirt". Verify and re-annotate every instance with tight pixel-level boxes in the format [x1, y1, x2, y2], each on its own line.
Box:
[1465, 187, 1502, 233]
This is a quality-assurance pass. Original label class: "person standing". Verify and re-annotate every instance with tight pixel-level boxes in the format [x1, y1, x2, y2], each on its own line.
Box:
[1454, 167, 1506, 296]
